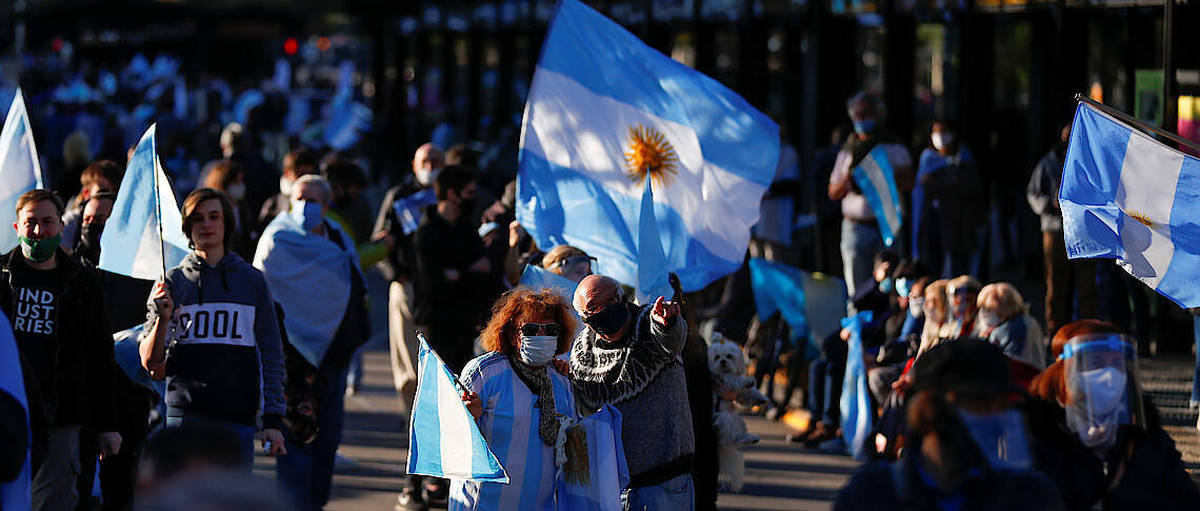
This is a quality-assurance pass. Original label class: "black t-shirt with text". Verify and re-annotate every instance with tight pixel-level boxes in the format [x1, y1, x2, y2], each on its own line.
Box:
[8, 258, 63, 409]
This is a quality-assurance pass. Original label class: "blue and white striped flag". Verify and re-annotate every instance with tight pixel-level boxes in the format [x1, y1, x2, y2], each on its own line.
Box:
[851, 146, 903, 247]
[1060, 102, 1200, 308]
[516, 0, 779, 295]
[0, 89, 43, 253]
[407, 334, 509, 483]
[0, 311, 31, 510]
[99, 124, 190, 280]
[839, 310, 874, 461]
[635, 176, 671, 304]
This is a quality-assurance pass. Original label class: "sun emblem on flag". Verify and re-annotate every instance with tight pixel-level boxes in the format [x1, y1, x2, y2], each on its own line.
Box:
[1126, 209, 1154, 227]
[624, 124, 679, 187]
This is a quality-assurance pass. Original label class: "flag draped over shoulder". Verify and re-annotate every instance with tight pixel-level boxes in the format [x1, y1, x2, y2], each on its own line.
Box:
[99, 124, 190, 280]
[407, 335, 508, 483]
[839, 311, 874, 461]
[0, 311, 31, 510]
[1060, 102, 1200, 308]
[0, 89, 43, 253]
[557, 405, 629, 511]
[851, 146, 904, 247]
[253, 214, 357, 368]
[516, 0, 779, 295]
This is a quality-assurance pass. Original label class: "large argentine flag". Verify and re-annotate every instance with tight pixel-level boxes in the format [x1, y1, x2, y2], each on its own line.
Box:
[407, 334, 509, 483]
[516, 0, 779, 294]
[1060, 102, 1200, 308]
[852, 146, 903, 247]
[0, 89, 43, 252]
[99, 125, 190, 280]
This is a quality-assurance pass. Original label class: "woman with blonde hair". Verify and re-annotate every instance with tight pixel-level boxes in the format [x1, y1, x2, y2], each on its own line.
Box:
[976, 282, 1046, 368]
[917, 279, 951, 356]
[450, 288, 579, 510]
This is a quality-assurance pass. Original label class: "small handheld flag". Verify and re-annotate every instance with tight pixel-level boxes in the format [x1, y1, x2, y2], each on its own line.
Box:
[0, 89, 43, 252]
[1060, 99, 1200, 308]
[99, 124, 190, 280]
[406, 333, 509, 483]
[851, 146, 904, 247]
[839, 310, 874, 461]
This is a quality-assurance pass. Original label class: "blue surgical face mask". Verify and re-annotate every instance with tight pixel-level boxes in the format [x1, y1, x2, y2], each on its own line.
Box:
[879, 277, 894, 294]
[290, 198, 324, 231]
[853, 118, 876, 136]
[896, 278, 912, 299]
[958, 408, 1033, 471]
[1080, 367, 1126, 419]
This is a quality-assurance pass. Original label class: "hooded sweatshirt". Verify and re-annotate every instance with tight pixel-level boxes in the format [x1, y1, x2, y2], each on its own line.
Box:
[142, 251, 286, 429]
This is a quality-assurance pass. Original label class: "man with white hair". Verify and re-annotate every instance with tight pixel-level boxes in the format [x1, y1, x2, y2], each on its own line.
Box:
[827, 92, 913, 301]
[254, 174, 369, 511]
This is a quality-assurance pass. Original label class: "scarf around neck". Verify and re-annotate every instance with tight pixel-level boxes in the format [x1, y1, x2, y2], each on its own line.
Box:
[509, 354, 560, 447]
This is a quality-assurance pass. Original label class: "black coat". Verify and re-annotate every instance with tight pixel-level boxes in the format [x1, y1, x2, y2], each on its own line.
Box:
[835, 454, 1066, 511]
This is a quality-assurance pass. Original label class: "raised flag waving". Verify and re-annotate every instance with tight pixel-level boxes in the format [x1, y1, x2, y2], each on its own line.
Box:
[407, 333, 508, 483]
[99, 124, 190, 280]
[0, 89, 44, 252]
[1060, 100, 1200, 308]
[516, 0, 779, 296]
[852, 146, 904, 247]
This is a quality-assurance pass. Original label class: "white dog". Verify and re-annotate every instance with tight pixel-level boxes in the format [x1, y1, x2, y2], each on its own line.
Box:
[708, 333, 770, 492]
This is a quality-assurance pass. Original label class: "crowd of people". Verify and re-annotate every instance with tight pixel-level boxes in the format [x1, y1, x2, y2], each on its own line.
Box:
[2, 45, 1200, 511]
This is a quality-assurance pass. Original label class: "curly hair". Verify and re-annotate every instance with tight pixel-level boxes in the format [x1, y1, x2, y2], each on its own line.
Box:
[480, 288, 577, 356]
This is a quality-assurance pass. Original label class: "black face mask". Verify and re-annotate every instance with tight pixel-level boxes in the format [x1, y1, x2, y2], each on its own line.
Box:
[584, 301, 630, 337]
[458, 197, 477, 215]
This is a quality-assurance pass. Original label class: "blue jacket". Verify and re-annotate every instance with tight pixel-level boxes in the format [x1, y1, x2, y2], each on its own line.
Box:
[144, 251, 286, 429]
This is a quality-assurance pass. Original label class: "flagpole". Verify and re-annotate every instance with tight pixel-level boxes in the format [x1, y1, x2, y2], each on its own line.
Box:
[151, 153, 168, 279]
[1075, 93, 1200, 154]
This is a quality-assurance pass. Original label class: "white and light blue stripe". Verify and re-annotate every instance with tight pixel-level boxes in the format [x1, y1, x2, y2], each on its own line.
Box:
[0, 311, 31, 510]
[851, 146, 904, 247]
[99, 124, 190, 280]
[1060, 102, 1200, 308]
[0, 89, 43, 253]
[516, 0, 779, 294]
[407, 338, 509, 485]
[447, 351, 577, 510]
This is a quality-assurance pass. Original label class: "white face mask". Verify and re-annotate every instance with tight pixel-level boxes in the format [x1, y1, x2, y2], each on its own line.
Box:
[932, 132, 954, 151]
[415, 168, 440, 187]
[279, 176, 294, 196]
[518, 335, 558, 367]
[978, 310, 1003, 328]
[908, 297, 925, 318]
[227, 182, 246, 201]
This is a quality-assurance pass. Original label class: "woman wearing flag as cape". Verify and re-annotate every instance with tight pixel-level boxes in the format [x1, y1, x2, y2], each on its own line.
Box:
[140, 187, 288, 463]
[448, 288, 580, 510]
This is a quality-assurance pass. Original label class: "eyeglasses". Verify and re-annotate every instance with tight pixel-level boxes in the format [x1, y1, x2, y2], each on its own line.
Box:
[519, 322, 561, 337]
[553, 255, 596, 270]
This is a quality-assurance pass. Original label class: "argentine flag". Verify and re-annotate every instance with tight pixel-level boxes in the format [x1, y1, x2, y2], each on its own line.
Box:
[407, 334, 508, 483]
[0, 89, 43, 252]
[1060, 102, 1200, 308]
[0, 311, 31, 510]
[516, 0, 779, 295]
[99, 125, 190, 280]
[852, 146, 903, 247]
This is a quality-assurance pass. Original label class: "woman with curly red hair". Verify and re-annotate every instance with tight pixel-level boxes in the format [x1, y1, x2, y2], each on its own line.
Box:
[449, 288, 579, 510]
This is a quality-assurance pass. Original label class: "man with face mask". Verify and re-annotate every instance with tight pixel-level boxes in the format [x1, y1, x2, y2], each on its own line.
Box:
[942, 275, 981, 339]
[570, 275, 692, 510]
[827, 92, 913, 303]
[1, 190, 122, 511]
[836, 340, 1065, 510]
[254, 174, 370, 511]
[258, 147, 319, 235]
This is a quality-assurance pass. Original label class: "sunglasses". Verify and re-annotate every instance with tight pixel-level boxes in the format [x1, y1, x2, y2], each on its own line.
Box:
[519, 322, 561, 337]
[553, 255, 597, 270]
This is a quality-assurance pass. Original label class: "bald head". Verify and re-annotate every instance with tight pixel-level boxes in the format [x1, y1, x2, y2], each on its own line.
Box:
[574, 275, 621, 316]
[412, 143, 445, 174]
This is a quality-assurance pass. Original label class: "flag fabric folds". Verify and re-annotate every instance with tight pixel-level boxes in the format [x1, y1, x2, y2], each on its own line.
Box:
[851, 146, 904, 247]
[748, 258, 809, 345]
[407, 335, 509, 483]
[516, 0, 779, 295]
[0, 89, 44, 253]
[0, 311, 31, 510]
[99, 124, 190, 280]
[391, 188, 437, 236]
[839, 311, 874, 461]
[113, 325, 166, 399]
[1060, 102, 1200, 308]
[635, 176, 671, 304]
[519, 264, 579, 304]
[557, 405, 629, 511]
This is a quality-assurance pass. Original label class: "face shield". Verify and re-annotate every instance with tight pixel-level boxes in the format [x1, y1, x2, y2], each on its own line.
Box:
[1062, 334, 1145, 449]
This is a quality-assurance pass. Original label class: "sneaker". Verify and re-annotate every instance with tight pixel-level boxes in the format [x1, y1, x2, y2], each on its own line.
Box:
[803, 422, 837, 448]
[785, 422, 819, 443]
[395, 488, 427, 511]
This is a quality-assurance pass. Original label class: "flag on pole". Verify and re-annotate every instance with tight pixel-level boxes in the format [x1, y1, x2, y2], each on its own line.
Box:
[748, 258, 810, 345]
[839, 310, 874, 461]
[0, 89, 43, 253]
[1060, 101, 1200, 308]
[99, 124, 190, 280]
[851, 146, 904, 247]
[516, 0, 779, 295]
[407, 334, 509, 483]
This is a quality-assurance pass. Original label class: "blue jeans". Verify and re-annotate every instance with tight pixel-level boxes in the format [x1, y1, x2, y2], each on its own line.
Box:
[276, 365, 348, 511]
[621, 474, 694, 511]
[840, 219, 882, 302]
[163, 415, 257, 469]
